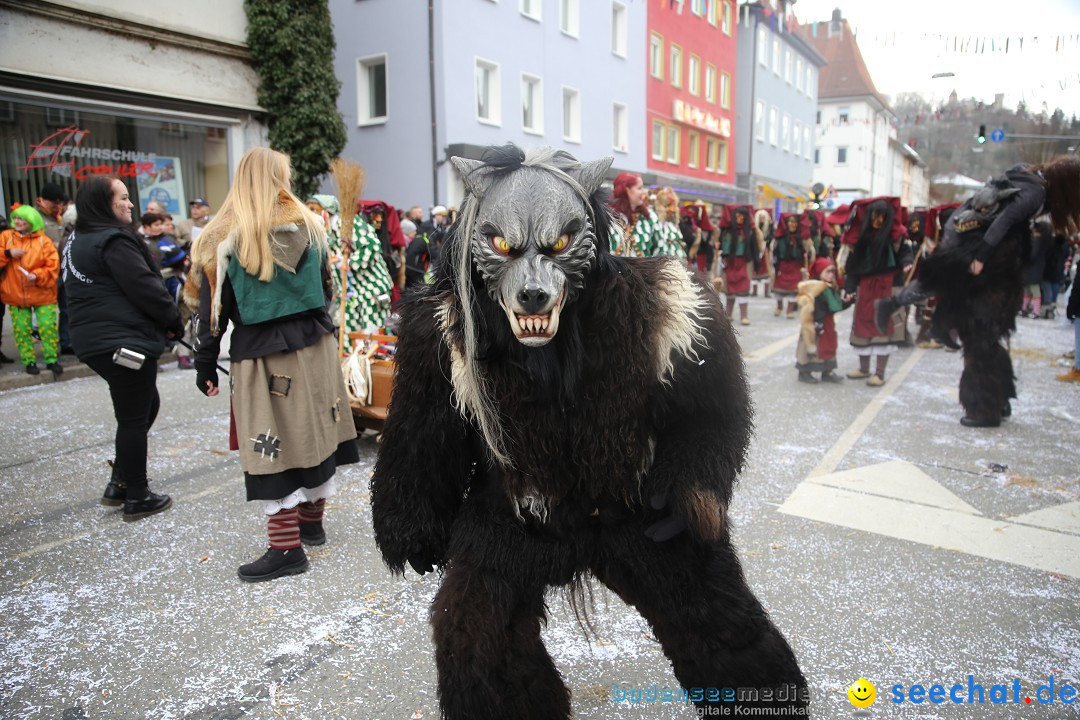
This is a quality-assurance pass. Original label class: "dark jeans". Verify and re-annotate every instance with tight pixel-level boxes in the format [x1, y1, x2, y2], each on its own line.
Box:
[83, 352, 160, 497]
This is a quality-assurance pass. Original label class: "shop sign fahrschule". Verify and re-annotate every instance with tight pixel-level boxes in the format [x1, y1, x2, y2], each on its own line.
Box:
[19, 126, 158, 180]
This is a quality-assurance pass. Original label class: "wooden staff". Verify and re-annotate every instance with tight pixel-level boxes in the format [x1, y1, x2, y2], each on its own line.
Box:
[330, 157, 366, 358]
[904, 237, 930, 286]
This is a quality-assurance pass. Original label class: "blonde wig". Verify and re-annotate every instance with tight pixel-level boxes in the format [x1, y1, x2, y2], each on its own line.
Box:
[201, 147, 328, 281]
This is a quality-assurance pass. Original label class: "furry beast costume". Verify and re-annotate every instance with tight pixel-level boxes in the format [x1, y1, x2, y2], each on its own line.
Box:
[885, 167, 1042, 424]
[370, 146, 807, 719]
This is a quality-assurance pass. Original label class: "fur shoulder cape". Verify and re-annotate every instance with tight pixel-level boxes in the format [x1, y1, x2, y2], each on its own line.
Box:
[182, 195, 312, 332]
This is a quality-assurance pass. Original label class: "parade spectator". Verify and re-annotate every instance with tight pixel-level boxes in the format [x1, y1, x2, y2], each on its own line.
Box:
[751, 209, 774, 298]
[334, 208, 395, 333]
[796, 257, 849, 383]
[1041, 230, 1070, 319]
[186, 147, 359, 582]
[65, 175, 182, 520]
[175, 198, 211, 248]
[405, 205, 424, 226]
[1058, 269, 1080, 382]
[0, 206, 61, 376]
[844, 199, 911, 386]
[0, 212, 9, 364]
[1020, 221, 1050, 318]
[36, 183, 75, 354]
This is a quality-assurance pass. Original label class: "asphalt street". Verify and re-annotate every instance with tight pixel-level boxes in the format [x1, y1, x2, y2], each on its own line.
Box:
[0, 293, 1077, 720]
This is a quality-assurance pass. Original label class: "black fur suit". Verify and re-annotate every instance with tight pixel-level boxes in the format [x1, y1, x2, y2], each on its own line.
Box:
[370, 146, 807, 719]
[916, 165, 1043, 424]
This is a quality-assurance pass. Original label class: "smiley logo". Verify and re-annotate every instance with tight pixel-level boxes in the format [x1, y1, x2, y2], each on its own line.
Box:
[847, 678, 876, 708]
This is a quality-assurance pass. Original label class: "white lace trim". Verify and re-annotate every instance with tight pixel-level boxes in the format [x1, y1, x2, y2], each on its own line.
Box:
[262, 477, 337, 516]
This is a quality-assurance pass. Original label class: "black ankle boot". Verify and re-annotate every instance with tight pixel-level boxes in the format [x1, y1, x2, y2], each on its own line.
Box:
[238, 547, 309, 582]
[102, 460, 126, 507]
[299, 523, 326, 546]
[123, 490, 172, 521]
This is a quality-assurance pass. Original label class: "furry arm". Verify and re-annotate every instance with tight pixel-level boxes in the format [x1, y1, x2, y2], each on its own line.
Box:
[370, 296, 475, 574]
[644, 288, 752, 542]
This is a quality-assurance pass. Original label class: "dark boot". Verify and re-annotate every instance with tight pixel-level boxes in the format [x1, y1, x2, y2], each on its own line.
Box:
[102, 460, 126, 507]
[238, 547, 309, 582]
[123, 489, 173, 522]
[798, 371, 819, 384]
[46, 362, 64, 377]
[299, 523, 326, 546]
[820, 371, 843, 383]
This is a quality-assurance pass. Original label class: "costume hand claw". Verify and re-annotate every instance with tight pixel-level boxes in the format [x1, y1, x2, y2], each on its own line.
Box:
[644, 491, 687, 542]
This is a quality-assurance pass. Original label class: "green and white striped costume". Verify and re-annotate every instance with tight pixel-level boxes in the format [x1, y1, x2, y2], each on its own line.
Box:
[328, 215, 394, 334]
[608, 207, 682, 258]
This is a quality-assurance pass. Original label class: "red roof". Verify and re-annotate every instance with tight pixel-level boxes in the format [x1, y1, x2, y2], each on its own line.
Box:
[798, 19, 888, 108]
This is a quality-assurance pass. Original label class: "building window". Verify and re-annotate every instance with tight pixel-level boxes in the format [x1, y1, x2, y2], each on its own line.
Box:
[757, 27, 768, 65]
[705, 64, 716, 103]
[707, 0, 717, 26]
[688, 131, 700, 168]
[814, 148, 820, 165]
[804, 127, 812, 159]
[562, 86, 581, 142]
[793, 120, 801, 156]
[356, 54, 388, 125]
[754, 99, 765, 141]
[666, 124, 679, 164]
[838, 107, 850, 125]
[718, 140, 728, 174]
[559, 0, 579, 37]
[475, 58, 501, 125]
[705, 136, 725, 173]
[816, 109, 821, 125]
[795, 58, 803, 93]
[784, 48, 792, 84]
[690, 0, 705, 16]
[772, 37, 780, 75]
[650, 32, 664, 79]
[806, 66, 815, 97]
[652, 120, 665, 161]
[781, 113, 790, 152]
[720, 72, 731, 109]
[521, 74, 543, 134]
[613, 102, 628, 153]
[688, 55, 700, 96]
[722, 1, 732, 35]
[837, 146, 848, 165]
[520, 0, 541, 21]
[769, 106, 778, 146]
[611, 1, 627, 57]
[670, 44, 682, 88]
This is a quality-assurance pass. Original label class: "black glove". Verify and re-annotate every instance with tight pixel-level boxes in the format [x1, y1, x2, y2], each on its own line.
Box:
[644, 490, 687, 542]
[166, 320, 185, 341]
[195, 362, 218, 396]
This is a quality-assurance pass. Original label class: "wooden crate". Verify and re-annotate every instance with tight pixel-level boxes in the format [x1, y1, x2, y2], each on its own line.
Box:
[346, 332, 396, 432]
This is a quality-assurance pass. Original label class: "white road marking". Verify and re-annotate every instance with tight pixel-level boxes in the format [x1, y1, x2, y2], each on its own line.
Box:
[808, 348, 926, 477]
[743, 334, 796, 363]
[1007, 501, 1080, 536]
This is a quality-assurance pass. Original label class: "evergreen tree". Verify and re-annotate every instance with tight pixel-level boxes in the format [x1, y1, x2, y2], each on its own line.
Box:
[245, 0, 346, 198]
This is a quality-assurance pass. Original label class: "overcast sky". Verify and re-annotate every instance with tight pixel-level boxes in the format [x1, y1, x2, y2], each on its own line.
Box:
[791, 0, 1080, 117]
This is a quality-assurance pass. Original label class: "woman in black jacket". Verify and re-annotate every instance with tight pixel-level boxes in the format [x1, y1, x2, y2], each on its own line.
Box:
[64, 175, 183, 520]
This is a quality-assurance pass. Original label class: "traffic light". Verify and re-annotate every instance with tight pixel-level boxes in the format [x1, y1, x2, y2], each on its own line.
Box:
[977, 124, 987, 144]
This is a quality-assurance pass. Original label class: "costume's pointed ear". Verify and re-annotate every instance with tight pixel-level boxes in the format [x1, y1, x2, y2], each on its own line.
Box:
[570, 157, 613, 197]
[450, 157, 490, 198]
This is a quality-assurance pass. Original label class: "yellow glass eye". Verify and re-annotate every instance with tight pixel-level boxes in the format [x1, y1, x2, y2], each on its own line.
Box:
[552, 233, 570, 252]
[491, 235, 511, 255]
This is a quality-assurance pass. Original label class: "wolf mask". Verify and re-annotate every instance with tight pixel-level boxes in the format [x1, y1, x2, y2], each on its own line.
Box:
[450, 146, 612, 348]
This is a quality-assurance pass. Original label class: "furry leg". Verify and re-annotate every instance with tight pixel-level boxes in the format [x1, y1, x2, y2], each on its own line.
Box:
[430, 561, 571, 720]
[959, 339, 1009, 424]
[592, 526, 807, 713]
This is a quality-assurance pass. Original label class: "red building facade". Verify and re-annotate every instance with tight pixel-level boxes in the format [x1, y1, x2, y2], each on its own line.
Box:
[647, 0, 738, 194]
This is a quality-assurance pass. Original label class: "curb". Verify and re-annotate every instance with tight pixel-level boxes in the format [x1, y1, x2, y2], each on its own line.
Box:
[0, 350, 181, 393]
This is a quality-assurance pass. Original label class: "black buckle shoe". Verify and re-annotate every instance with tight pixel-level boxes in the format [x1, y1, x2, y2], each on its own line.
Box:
[46, 362, 64, 377]
[102, 460, 126, 506]
[798, 372, 819, 384]
[820, 371, 844, 383]
[238, 547, 309, 582]
[299, 523, 326, 546]
[25, 363, 40, 375]
[123, 490, 173, 521]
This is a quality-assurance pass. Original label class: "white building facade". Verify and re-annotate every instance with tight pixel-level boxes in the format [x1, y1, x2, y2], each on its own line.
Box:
[0, 0, 267, 216]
